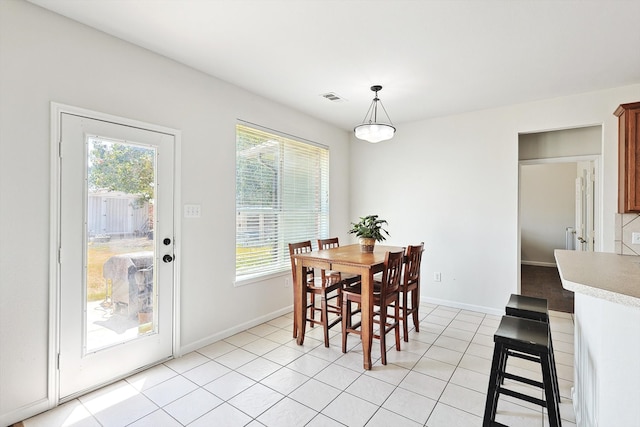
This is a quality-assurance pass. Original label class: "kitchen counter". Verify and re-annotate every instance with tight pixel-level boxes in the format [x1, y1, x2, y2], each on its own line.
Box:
[554, 249, 640, 307]
[554, 249, 640, 427]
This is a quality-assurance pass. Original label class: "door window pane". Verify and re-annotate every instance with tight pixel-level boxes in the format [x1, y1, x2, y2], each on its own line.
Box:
[86, 137, 157, 352]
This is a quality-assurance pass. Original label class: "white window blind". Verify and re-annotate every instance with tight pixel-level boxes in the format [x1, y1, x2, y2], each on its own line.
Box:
[236, 123, 329, 282]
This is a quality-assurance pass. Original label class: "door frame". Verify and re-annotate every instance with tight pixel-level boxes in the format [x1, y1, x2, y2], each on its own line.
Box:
[48, 102, 182, 406]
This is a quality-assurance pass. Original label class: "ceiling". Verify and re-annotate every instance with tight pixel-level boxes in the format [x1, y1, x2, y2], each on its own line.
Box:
[27, 0, 640, 131]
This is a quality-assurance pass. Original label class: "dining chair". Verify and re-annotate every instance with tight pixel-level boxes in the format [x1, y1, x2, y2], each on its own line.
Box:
[341, 249, 403, 365]
[317, 237, 361, 290]
[288, 240, 343, 347]
[399, 242, 424, 342]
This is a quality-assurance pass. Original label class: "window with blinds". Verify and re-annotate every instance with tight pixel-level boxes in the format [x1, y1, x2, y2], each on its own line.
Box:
[235, 123, 329, 282]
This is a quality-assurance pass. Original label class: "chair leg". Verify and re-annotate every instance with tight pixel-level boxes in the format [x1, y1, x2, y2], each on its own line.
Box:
[379, 307, 387, 365]
[411, 287, 420, 332]
[320, 293, 330, 347]
[309, 293, 315, 326]
[402, 291, 409, 342]
[394, 297, 401, 351]
[341, 294, 349, 354]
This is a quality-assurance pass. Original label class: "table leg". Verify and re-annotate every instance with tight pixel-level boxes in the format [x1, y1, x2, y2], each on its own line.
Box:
[361, 269, 373, 370]
[295, 261, 306, 345]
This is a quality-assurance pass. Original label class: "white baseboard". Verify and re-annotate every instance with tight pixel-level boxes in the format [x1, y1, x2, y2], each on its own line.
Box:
[422, 295, 504, 317]
[521, 260, 557, 267]
[1, 397, 51, 427]
[178, 305, 294, 356]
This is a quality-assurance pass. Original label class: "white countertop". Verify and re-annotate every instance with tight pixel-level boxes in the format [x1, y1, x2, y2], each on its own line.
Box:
[554, 249, 640, 308]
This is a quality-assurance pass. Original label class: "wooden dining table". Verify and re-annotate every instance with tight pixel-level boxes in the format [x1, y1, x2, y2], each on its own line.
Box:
[293, 244, 405, 370]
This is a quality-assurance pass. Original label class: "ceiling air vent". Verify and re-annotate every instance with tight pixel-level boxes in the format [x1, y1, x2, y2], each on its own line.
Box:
[320, 92, 346, 102]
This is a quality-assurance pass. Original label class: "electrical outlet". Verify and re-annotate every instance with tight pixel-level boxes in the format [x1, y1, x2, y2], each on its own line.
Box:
[284, 278, 291, 288]
[434, 272, 442, 282]
[632, 232, 640, 245]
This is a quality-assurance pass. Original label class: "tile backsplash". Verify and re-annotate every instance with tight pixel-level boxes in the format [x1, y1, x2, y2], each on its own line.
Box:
[615, 213, 640, 255]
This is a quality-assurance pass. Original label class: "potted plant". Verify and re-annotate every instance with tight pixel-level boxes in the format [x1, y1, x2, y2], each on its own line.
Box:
[348, 214, 389, 252]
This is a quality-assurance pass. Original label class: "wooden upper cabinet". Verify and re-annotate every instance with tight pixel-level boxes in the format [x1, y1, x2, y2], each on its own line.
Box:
[615, 102, 640, 213]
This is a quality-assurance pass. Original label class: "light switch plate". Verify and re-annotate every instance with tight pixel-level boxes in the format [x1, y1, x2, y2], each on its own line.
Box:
[184, 204, 201, 218]
[632, 232, 640, 245]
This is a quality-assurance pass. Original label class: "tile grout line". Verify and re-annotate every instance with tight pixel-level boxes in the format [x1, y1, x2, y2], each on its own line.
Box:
[22, 304, 576, 427]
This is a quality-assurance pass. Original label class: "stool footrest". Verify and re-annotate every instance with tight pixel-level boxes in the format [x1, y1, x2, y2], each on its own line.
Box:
[498, 386, 547, 408]
[503, 372, 543, 389]
[507, 350, 541, 364]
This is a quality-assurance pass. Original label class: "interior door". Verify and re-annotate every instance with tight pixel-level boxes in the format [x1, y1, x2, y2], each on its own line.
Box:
[575, 176, 584, 250]
[575, 161, 595, 251]
[58, 112, 175, 399]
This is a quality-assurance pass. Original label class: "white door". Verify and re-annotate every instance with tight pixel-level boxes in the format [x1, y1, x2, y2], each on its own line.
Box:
[58, 112, 175, 399]
[575, 176, 584, 250]
[575, 161, 595, 251]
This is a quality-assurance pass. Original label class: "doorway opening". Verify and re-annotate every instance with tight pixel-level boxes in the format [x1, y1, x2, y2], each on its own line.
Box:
[518, 125, 602, 312]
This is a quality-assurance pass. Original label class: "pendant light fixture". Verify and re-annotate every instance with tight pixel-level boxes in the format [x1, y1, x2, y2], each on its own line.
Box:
[354, 85, 396, 143]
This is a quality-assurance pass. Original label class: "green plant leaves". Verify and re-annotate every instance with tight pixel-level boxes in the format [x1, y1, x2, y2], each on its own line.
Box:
[348, 214, 389, 242]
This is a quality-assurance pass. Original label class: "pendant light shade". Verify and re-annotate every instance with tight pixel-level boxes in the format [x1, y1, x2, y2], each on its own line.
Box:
[354, 85, 395, 143]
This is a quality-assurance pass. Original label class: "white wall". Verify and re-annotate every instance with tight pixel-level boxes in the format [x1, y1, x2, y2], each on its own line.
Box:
[349, 84, 640, 313]
[0, 1, 352, 424]
[519, 125, 602, 160]
[520, 163, 577, 265]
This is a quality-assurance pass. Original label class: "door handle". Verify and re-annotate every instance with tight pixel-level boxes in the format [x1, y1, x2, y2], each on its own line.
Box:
[163, 254, 174, 263]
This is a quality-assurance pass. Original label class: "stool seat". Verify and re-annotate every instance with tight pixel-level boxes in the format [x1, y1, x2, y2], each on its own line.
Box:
[505, 294, 549, 321]
[483, 315, 562, 427]
[494, 315, 549, 352]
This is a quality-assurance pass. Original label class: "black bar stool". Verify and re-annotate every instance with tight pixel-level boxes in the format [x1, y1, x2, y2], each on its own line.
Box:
[505, 294, 560, 403]
[506, 293, 549, 321]
[483, 315, 562, 427]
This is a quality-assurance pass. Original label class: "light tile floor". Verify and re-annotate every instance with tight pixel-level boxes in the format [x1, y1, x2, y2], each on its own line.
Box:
[20, 303, 576, 426]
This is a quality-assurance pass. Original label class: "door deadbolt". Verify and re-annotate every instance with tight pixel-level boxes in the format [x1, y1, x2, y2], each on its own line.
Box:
[163, 238, 171, 245]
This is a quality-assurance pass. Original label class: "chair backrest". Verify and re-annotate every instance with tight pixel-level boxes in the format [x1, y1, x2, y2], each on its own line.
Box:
[288, 241, 314, 285]
[403, 242, 424, 288]
[380, 250, 404, 297]
[317, 238, 340, 285]
[317, 237, 340, 251]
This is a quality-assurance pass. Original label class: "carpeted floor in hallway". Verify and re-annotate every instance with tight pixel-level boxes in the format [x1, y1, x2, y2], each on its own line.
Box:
[521, 264, 574, 313]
